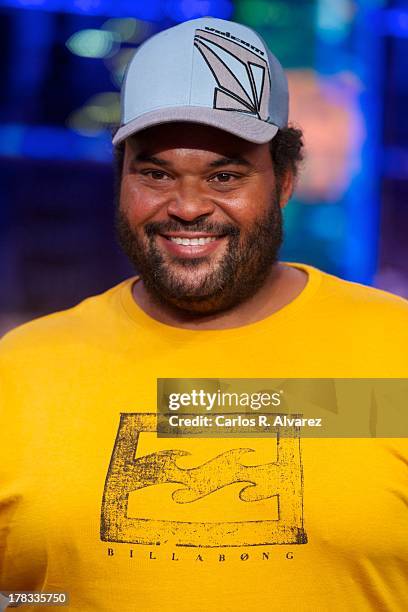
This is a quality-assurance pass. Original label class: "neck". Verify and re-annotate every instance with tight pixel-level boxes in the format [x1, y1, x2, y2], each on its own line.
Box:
[131, 262, 308, 330]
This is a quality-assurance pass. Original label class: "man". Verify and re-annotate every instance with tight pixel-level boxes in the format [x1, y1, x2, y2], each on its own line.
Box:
[1, 16, 408, 612]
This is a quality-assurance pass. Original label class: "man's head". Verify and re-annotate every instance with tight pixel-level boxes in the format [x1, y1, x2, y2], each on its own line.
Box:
[115, 123, 303, 314]
[112, 16, 304, 315]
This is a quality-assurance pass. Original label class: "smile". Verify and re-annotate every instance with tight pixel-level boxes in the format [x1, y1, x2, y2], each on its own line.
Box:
[157, 233, 227, 258]
[167, 236, 218, 246]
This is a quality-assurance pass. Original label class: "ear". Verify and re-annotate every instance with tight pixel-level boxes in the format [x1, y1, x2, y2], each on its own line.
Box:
[278, 169, 295, 209]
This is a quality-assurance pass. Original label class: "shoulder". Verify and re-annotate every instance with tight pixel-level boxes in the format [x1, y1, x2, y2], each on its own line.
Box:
[305, 265, 408, 357]
[0, 279, 133, 360]
[317, 266, 408, 316]
[288, 262, 408, 347]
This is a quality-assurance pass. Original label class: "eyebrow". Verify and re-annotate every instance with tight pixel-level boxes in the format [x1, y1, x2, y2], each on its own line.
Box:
[133, 154, 170, 166]
[132, 153, 253, 169]
[208, 156, 252, 169]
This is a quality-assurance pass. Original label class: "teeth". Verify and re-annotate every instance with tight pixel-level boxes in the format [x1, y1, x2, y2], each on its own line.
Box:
[169, 236, 218, 245]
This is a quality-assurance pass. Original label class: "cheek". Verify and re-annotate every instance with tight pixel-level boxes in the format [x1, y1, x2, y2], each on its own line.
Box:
[220, 179, 274, 225]
[120, 177, 164, 224]
[221, 195, 270, 228]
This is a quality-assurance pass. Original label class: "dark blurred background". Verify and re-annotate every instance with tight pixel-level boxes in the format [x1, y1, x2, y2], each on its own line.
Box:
[0, 0, 407, 335]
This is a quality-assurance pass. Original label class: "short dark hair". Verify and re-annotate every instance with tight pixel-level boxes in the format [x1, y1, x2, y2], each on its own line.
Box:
[113, 125, 304, 197]
[269, 125, 304, 185]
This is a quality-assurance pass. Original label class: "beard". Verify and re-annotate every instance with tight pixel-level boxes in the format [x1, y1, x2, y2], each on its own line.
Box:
[115, 194, 283, 315]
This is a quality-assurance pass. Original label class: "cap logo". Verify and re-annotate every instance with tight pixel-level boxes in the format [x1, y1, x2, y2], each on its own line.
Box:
[194, 28, 271, 122]
[203, 26, 264, 56]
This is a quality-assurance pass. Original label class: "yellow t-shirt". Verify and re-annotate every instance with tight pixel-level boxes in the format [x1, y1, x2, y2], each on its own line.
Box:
[1, 262, 408, 611]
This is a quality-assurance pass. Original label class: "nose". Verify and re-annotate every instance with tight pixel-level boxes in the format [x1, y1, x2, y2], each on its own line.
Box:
[166, 179, 215, 222]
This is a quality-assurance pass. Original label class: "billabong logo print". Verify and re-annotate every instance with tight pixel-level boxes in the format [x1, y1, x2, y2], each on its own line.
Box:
[194, 28, 271, 121]
[100, 413, 307, 547]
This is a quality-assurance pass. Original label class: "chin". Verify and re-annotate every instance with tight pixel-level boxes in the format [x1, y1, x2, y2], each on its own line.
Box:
[162, 293, 232, 315]
[163, 261, 218, 288]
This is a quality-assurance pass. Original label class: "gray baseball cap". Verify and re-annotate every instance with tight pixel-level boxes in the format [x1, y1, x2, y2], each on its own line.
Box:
[113, 17, 289, 146]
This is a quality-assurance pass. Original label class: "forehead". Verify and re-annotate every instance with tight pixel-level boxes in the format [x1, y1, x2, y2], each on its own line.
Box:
[125, 122, 271, 164]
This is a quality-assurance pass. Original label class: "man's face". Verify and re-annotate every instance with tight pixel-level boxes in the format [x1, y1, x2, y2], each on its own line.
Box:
[116, 122, 291, 314]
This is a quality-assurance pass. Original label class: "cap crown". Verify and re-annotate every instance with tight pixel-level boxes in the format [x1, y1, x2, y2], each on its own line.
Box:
[116, 17, 288, 144]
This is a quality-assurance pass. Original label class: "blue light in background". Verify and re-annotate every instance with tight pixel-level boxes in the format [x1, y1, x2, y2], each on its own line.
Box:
[315, 0, 385, 285]
[0, 0, 233, 19]
[341, 6, 384, 285]
[0, 0, 167, 20]
[0, 124, 112, 162]
[379, 9, 408, 37]
[316, 0, 353, 44]
[308, 205, 345, 242]
[165, 0, 233, 22]
[382, 147, 408, 180]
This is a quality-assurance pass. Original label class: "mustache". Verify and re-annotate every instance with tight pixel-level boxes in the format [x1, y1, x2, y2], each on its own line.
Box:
[144, 219, 240, 237]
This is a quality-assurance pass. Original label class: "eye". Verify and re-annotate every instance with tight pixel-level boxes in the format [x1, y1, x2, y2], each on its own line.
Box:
[142, 169, 171, 181]
[209, 172, 239, 183]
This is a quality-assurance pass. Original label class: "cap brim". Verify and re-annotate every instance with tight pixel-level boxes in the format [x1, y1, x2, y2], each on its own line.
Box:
[112, 106, 279, 146]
